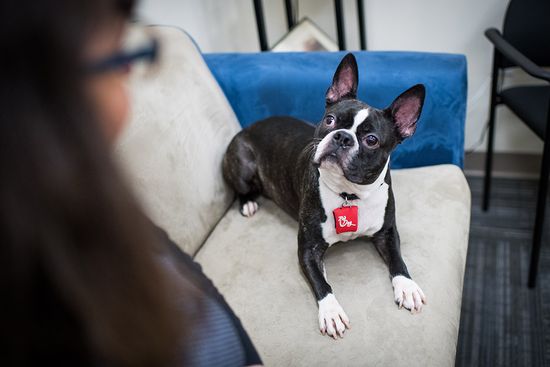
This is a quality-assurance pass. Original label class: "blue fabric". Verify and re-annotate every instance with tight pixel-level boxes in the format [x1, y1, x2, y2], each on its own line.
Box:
[203, 51, 467, 169]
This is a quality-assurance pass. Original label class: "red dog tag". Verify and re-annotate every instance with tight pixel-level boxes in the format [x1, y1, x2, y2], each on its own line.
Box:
[333, 205, 358, 234]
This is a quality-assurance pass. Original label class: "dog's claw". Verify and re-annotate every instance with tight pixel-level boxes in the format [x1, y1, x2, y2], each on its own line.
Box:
[396, 293, 404, 309]
[318, 294, 350, 339]
[392, 276, 426, 314]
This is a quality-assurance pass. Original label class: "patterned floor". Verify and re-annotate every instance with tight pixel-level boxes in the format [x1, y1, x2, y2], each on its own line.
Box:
[455, 176, 550, 367]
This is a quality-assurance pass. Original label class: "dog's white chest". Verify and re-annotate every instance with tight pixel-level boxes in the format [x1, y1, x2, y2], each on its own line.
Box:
[319, 181, 389, 245]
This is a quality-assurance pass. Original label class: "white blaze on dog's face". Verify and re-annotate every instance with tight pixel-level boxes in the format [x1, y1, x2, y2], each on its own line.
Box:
[312, 53, 426, 185]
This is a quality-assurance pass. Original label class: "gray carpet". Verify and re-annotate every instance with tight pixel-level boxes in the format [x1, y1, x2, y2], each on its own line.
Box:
[455, 176, 550, 367]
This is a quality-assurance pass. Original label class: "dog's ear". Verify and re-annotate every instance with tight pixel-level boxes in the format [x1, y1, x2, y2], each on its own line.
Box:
[387, 84, 425, 140]
[325, 53, 358, 105]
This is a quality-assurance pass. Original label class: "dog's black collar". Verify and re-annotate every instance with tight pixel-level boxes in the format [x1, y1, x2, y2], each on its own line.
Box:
[339, 181, 385, 202]
[340, 192, 359, 201]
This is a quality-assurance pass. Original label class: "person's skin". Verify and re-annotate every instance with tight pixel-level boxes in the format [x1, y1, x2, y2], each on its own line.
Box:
[85, 19, 130, 143]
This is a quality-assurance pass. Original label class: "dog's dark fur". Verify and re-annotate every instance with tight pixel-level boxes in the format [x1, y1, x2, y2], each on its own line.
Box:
[223, 53, 426, 339]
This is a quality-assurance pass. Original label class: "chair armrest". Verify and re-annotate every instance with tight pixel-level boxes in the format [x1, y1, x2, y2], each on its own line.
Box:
[203, 51, 467, 169]
[485, 28, 550, 82]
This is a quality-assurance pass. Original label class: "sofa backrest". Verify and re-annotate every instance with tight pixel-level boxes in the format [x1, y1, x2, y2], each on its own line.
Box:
[115, 26, 241, 255]
[204, 51, 467, 169]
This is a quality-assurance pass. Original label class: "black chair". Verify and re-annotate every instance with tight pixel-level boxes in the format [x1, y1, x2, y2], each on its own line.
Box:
[482, 0, 550, 288]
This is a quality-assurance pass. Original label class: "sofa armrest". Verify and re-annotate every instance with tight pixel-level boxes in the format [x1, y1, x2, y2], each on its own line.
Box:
[203, 51, 467, 169]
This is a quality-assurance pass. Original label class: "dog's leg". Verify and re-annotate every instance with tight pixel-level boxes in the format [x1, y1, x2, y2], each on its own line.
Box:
[238, 193, 259, 217]
[298, 228, 350, 339]
[223, 134, 261, 217]
[372, 187, 426, 313]
[372, 225, 427, 313]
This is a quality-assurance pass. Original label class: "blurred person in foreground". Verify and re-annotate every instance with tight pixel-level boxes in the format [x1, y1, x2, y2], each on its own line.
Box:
[0, 0, 262, 366]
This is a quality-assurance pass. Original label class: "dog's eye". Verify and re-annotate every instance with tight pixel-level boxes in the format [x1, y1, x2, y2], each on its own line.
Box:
[324, 115, 335, 126]
[364, 134, 379, 148]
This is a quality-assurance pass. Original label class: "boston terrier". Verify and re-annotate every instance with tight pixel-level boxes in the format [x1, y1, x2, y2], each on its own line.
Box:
[223, 53, 427, 339]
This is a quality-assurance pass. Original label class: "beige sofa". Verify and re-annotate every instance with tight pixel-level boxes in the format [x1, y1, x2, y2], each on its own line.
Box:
[116, 26, 471, 366]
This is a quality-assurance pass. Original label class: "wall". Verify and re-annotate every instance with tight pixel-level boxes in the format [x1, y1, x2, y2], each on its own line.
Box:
[137, 0, 544, 154]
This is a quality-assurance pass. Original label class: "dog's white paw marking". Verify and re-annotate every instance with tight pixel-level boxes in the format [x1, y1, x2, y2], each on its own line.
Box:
[318, 293, 350, 339]
[392, 275, 427, 314]
[240, 201, 258, 217]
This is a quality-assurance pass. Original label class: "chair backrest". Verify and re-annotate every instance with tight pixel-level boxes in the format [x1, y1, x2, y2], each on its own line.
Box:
[115, 26, 241, 256]
[500, 0, 550, 68]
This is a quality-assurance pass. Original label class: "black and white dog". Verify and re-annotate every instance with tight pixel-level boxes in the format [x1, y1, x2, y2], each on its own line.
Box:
[223, 53, 427, 339]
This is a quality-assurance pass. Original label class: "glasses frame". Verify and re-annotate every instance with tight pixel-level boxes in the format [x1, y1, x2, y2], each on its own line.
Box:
[86, 37, 159, 74]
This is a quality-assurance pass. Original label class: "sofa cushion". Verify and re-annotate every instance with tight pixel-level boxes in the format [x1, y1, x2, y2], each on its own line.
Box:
[195, 164, 470, 366]
[115, 26, 241, 255]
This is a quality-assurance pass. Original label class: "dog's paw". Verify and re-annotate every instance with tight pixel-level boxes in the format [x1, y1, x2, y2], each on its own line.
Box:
[240, 201, 258, 217]
[392, 275, 427, 314]
[318, 294, 350, 339]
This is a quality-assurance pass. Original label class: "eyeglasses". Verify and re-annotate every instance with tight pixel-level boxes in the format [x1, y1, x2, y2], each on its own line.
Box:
[86, 28, 159, 75]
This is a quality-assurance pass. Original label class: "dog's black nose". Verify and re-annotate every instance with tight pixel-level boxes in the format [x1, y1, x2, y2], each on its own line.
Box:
[332, 131, 354, 148]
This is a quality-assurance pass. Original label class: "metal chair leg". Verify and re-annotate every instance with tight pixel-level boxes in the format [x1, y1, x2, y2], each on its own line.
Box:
[357, 0, 367, 50]
[528, 118, 550, 288]
[482, 51, 500, 212]
[334, 0, 346, 50]
[284, 0, 295, 30]
[253, 0, 268, 51]
[483, 104, 496, 212]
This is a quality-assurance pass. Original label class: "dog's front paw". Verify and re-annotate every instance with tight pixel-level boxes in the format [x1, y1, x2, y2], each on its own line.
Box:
[318, 294, 350, 339]
[391, 275, 427, 314]
[240, 201, 258, 217]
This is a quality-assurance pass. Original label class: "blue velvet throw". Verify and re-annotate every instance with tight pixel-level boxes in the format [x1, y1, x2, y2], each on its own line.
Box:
[204, 51, 467, 169]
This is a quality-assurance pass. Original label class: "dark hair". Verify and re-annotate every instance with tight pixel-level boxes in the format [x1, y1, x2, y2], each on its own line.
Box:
[0, 1, 187, 365]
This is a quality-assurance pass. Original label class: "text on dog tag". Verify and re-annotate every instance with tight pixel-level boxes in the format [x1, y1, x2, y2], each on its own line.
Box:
[333, 206, 358, 234]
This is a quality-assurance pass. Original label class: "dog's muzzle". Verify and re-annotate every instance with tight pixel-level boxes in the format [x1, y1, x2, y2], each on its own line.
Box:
[313, 130, 357, 165]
